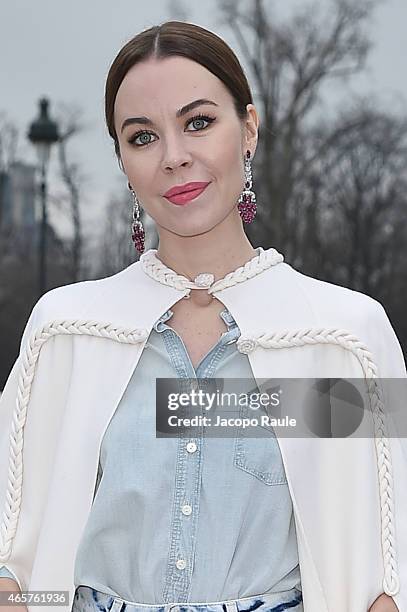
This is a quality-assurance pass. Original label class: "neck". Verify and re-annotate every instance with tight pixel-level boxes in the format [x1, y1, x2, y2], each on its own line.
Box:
[155, 210, 258, 284]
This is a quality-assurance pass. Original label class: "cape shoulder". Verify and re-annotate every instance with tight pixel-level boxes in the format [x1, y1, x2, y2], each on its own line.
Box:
[287, 265, 406, 378]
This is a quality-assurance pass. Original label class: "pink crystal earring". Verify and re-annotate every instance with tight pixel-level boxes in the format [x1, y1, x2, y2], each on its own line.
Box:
[128, 182, 145, 254]
[237, 150, 257, 223]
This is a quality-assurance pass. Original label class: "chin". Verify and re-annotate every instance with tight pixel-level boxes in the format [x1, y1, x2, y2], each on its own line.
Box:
[163, 218, 221, 238]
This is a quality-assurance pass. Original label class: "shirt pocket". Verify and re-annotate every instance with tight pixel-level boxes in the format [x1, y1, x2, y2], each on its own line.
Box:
[233, 403, 288, 485]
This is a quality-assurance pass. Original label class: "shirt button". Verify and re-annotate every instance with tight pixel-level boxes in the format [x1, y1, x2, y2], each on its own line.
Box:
[186, 442, 197, 453]
[176, 559, 187, 570]
[181, 504, 192, 516]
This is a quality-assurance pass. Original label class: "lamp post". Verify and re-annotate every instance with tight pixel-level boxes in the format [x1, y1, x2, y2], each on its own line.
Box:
[28, 97, 59, 297]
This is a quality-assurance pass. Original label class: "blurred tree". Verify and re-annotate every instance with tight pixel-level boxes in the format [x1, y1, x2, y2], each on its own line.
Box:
[0, 108, 85, 386]
[300, 104, 407, 353]
[55, 102, 92, 282]
[217, 0, 380, 252]
[306, 105, 407, 291]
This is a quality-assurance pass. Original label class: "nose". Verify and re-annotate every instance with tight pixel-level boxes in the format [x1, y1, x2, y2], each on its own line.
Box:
[163, 158, 191, 172]
[161, 135, 193, 173]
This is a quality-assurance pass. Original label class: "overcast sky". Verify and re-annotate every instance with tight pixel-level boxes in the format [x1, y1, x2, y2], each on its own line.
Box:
[1, 0, 406, 244]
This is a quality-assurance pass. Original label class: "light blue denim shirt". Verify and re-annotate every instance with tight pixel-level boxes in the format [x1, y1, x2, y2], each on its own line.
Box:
[1, 308, 302, 603]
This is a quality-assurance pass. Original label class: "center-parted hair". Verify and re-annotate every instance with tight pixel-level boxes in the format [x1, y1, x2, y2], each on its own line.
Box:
[104, 21, 253, 160]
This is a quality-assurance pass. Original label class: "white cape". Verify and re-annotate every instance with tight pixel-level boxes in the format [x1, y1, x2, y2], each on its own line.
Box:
[0, 249, 406, 612]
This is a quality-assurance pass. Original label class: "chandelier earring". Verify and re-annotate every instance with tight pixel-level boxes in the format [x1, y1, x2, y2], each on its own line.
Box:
[237, 150, 257, 223]
[128, 182, 146, 255]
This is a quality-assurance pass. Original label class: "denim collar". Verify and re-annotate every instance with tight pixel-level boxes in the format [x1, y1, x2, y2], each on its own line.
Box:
[153, 308, 239, 345]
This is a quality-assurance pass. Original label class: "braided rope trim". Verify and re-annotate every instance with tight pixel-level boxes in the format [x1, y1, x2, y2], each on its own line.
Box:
[236, 327, 399, 596]
[139, 247, 285, 295]
[0, 320, 149, 564]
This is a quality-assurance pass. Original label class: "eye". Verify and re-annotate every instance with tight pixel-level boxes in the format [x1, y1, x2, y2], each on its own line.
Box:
[128, 130, 157, 147]
[186, 113, 215, 132]
[127, 113, 216, 147]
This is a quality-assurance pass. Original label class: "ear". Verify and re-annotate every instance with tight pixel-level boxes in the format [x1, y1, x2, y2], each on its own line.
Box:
[242, 104, 259, 157]
[117, 155, 125, 174]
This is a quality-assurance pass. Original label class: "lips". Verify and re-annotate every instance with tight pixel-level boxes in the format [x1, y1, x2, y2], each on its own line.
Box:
[165, 183, 210, 205]
[164, 181, 210, 198]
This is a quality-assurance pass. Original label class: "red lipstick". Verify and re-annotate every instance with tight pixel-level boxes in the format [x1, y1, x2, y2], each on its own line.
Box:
[164, 181, 211, 205]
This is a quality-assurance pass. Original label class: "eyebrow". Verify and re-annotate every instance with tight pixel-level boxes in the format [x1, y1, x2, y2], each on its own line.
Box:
[120, 98, 219, 133]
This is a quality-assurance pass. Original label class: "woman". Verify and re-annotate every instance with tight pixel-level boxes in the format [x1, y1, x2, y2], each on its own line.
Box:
[0, 21, 405, 612]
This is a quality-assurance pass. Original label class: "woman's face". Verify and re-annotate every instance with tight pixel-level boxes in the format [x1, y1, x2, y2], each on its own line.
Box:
[114, 55, 259, 237]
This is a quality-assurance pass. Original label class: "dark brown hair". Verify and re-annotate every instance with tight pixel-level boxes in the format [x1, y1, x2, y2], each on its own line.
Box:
[104, 21, 253, 161]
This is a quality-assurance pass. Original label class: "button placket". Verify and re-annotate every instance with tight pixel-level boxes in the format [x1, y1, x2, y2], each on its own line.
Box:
[159, 306, 242, 603]
[161, 325, 204, 602]
[164, 435, 202, 600]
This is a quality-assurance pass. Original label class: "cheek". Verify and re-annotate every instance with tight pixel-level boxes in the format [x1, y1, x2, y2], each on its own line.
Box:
[121, 150, 153, 186]
[216, 147, 244, 192]
[213, 129, 244, 175]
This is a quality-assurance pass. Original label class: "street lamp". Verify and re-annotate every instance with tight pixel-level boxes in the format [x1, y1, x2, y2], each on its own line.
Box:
[27, 97, 59, 297]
